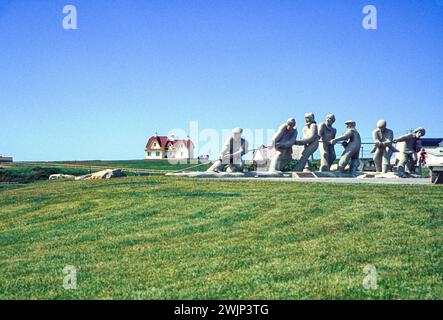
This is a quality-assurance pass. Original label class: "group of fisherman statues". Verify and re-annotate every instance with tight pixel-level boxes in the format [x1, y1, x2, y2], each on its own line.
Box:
[207, 114, 426, 177]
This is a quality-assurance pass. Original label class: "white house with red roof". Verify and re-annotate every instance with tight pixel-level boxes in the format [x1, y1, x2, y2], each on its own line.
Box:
[144, 134, 195, 160]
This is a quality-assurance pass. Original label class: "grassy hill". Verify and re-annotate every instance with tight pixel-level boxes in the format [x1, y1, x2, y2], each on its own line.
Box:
[0, 176, 441, 299]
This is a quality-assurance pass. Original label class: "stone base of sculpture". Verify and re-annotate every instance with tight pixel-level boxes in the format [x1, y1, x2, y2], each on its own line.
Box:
[293, 171, 364, 178]
[167, 171, 287, 179]
[355, 172, 423, 179]
[167, 170, 425, 181]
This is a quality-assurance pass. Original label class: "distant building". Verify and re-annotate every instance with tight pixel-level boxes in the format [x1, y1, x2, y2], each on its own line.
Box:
[144, 134, 194, 160]
[0, 155, 13, 163]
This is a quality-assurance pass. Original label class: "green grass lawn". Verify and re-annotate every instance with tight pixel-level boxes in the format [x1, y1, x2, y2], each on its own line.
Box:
[0, 176, 442, 299]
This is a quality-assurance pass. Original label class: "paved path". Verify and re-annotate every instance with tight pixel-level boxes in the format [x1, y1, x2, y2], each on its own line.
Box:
[169, 171, 433, 185]
[192, 177, 432, 185]
[219, 177, 432, 185]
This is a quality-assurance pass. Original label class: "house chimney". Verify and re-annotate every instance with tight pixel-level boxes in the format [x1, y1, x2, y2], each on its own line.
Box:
[154, 132, 158, 138]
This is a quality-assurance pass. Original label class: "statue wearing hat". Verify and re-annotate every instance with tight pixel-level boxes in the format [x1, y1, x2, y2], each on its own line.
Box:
[207, 128, 249, 173]
[330, 120, 361, 174]
[371, 120, 398, 173]
[318, 114, 337, 172]
[294, 113, 319, 172]
[393, 127, 426, 177]
[268, 118, 298, 172]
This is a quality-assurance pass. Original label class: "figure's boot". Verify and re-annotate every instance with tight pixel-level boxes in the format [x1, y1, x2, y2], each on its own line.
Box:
[382, 165, 390, 174]
[397, 165, 405, 177]
[348, 160, 356, 174]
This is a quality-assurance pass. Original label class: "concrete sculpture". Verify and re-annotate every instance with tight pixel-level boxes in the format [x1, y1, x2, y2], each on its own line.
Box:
[330, 120, 361, 174]
[394, 127, 426, 177]
[371, 120, 397, 173]
[318, 114, 337, 171]
[268, 118, 298, 172]
[207, 128, 249, 173]
[294, 113, 319, 172]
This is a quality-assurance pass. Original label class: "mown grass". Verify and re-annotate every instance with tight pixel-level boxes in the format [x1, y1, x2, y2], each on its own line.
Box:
[0, 176, 441, 299]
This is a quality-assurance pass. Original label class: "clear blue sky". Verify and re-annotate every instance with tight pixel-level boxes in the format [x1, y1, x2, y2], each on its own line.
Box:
[1, 0, 442, 161]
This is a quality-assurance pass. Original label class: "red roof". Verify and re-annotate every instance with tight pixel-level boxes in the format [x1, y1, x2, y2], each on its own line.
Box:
[172, 139, 194, 149]
[145, 135, 193, 151]
[145, 136, 169, 150]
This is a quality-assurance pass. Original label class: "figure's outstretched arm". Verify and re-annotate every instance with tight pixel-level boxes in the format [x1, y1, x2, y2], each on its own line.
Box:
[223, 139, 248, 158]
[393, 133, 412, 143]
[219, 138, 231, 158]
[331, 130, 352, 144]
[298, 124, 319, 145]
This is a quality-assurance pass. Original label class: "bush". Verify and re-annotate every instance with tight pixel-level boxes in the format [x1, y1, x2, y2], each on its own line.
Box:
[0, 167, 92, 183]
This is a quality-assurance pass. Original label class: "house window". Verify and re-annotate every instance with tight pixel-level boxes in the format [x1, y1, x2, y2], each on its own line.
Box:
[153, 142, 157, 147]
[156, 152, 160, 156]
[147, 152, 151, 156]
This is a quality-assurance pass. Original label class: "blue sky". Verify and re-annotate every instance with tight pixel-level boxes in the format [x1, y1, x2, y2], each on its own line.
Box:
[1, 0, 442, 161]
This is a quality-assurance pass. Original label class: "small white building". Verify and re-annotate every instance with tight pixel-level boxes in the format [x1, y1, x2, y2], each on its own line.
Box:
[0, 155, 13, 163]
[144, 134, 194, 160]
